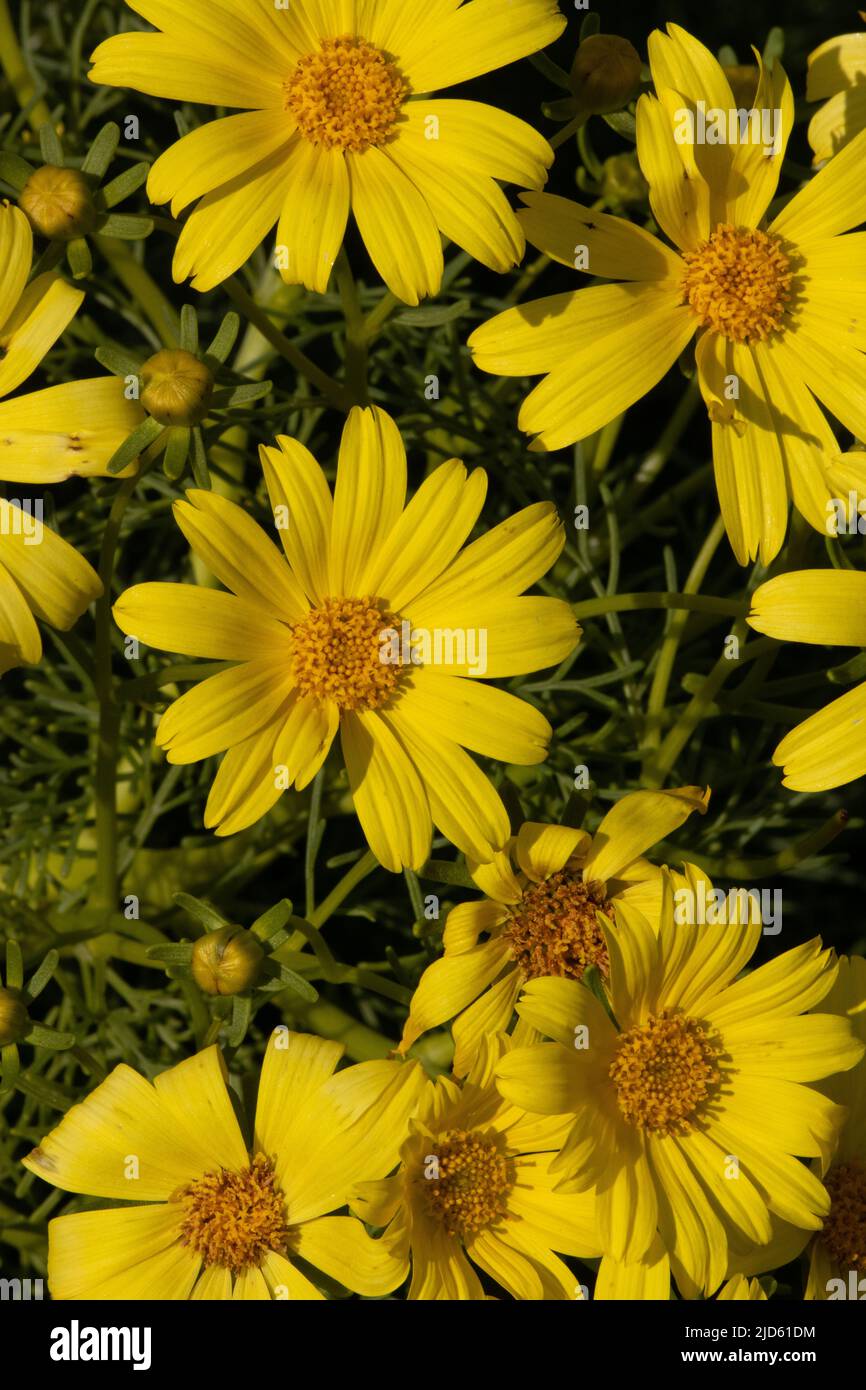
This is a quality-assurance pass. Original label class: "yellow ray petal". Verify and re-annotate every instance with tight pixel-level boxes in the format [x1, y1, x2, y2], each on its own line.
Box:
[519, 190, 684, 280]
[330, 405, 406, 595]
[397, 671, 551, 764]
[772, 126, 866, 242]
[113, 582, 290, 660]
[398, 0, 566, 92]
[0, 202, 33, 333]
[172, 145, 291, 292]
[173, 489, 307, 622]
[341, 708, 432, 871]
[89, 31, 283, 108]
[156, 659, 295, 764]
[585, 786, 710, 884]
[0, 503, 101, 632]
[0, 378, 144, 482]
[0, 274, 83, 399]
[148, 110, 295, 215]
[274, 139, 349, 294]
[204, 709, 289, 835]
[260, 437, 332, 603]
[346, 145, 443, 305]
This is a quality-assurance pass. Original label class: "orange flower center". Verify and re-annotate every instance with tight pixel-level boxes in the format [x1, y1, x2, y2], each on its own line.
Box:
[821, 1160, 866, 1276]
[291, 595, 405, 711]
[609, 1011, 723, 1135]
[175, 1154, 288, 1273]
[503, 870, 611, 981]
[285, 35, 409, 152]
[681, 224, 794, 343]
[420, 1128, 514, 1239]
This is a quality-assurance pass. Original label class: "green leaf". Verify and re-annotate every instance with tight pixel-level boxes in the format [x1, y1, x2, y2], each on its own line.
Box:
[215, 380, 273, 409]
[174, 892, 230, 932]
[206, 312, 241, 364]
[395, 298, 470, 328]
[100, 161, 149, 209]
[5, 938, 24, 990]
[98, 213, 154, 239]
[39, 123, 64, 166]
[601, 110, 637, 142]
[24, 949, 59, 1001]
[146, 944, 195, 964]
[180, 304, 199, 354]
[251, 899, 294, 941]
[107, 416, 162, 474]
[0, 153, 36, 191]
[260, 957, 319, 1001]
[67, 236, 92, 280]
[227, 994, 253, 1048]
[82, 123, 120, 179]
[95, 345, 142, 378]
[162, 426, 191, 481]
[190, 427, 210, 488]
[25, 1023, 76, 1050]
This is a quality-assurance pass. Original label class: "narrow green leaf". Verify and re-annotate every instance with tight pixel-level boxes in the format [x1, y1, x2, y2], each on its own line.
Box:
[67, 236, 92, 280]
[98, 213, 153, 239]
[0, 153, 36, 191]
[163, 426, 191, 481]
[174, 892, 229, 932]
[100, 161, 149, 209]
[206, 312, 241, 364]
[39, 123, 64, 166]
[82, 123, 120, 178]
[180, 304, 199, 354]
[107, 416, 162, 474]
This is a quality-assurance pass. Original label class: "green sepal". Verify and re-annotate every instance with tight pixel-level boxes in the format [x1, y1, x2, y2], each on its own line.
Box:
[67, 236, 92, 280]
[174, 892, 229, 932]
[107, 416, 162, 474]
[82, 123, 120, 179]
[101, 161, 149, 209]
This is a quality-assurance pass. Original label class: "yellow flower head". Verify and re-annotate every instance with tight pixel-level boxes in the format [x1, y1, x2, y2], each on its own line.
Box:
[351, 1033, 602, 1300]
[470, 22, 866, 567]
[89, 0, 567, 303]
[113, 405, 579, 869]
[0, 201, 142, 484]
[22, 1031, 424, 1299]
[727, 955, 866, 1301]
[748, 567, 866, 792]
[400, 785, 710, 1072]
[496, 874, 865, 1298]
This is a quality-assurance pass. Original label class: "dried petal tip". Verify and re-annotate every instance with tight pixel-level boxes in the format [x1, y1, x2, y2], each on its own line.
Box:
[0, 987, 29, 1046]
[140, 349, 214, 427]
[569, 34, 642, 116]
[191, 926, 264, 996]
[20, 165, 97, 240]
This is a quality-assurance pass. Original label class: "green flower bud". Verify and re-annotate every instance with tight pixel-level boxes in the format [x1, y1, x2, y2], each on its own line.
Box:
[569, 34, 642, 116]
[20, 165, 97, 240]
[140, 349, 214, 427]
[191, 926, 264, 996]
[602, 153, 648, 209]
[0, 987, 29, 1046]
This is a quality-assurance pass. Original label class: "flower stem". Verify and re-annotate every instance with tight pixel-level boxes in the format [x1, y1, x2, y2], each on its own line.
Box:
[642, 514, 728, 758]
[92, 474, 138, 911]
[573, 592, 744, 621]
[335, 249, 369, 406]
[224, 276, 351, 411]
[0, 0, 51, 132]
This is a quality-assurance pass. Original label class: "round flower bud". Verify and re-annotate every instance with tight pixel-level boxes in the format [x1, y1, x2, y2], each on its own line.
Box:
[0, 987, 29, 1047]
[191, 926, 264, 996]
[569, 34, 642, 116]
[140, 349, 215, 427]
[602, 153, 648, 209]
[20, 165, 97, 240]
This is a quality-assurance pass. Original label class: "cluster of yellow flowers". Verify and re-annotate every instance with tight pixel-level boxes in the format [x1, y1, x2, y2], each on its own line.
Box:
[4, 1, 866, 1301]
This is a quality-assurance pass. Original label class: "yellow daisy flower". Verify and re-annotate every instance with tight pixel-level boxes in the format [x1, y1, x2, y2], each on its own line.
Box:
[496, 877, 865, 1298]
[747, 568, 866, 792]
[470, 23, 866, 566]
[0, 498, 102, 676]
[22, 1031, 425, 1299]
[399, 786, 710, 1072]
[350, 1033, 603, 1299]
[113, 405, 578, 869]
[89, 0, 566, 303]
[728, 955, 866, 1301]
[807, 25, 866, 165]
[0, 201, 142, 483]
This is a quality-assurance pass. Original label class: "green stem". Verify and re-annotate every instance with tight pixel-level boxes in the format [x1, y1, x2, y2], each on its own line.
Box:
[643, 515, 727, 756]
[224, 277, 350, 411]
[285, 849, 379, 952]
[663, 810, 849, 880]
[92, 474, 138, 911]
[643, 630, 774, 788]
[362, 289, 401, 344]
[98, 238, 181, 347]
[573, 592, 745, 621]
[0, 0, 51, 132]
[334, 249, 369, 406]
